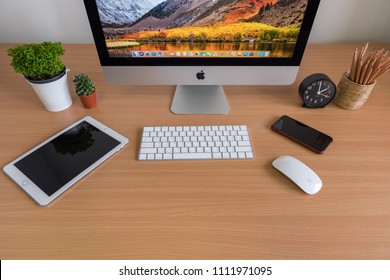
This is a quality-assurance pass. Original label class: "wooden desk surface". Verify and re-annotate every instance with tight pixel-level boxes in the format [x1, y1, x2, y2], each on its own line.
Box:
[1, 44, 390, 260]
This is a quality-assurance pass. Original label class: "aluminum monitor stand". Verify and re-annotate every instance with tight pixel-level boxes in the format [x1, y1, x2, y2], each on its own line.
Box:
[171, 85, 229, 115]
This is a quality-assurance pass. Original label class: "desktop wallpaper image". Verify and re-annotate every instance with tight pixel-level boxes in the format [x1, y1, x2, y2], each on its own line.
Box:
[96, 0, 308, 58]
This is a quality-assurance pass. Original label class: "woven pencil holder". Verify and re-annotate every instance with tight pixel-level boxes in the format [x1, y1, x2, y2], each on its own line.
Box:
[334, 72, 376, 110]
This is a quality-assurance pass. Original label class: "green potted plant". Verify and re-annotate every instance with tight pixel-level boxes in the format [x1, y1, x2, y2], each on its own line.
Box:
[7, 42, 73, 112]
[73, 73, 97, 109]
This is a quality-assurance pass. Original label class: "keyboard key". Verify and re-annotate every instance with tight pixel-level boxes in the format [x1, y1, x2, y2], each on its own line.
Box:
[235, 146, 252, 152]
[140, 148, 157, 154]
[174, 153, 212, 160]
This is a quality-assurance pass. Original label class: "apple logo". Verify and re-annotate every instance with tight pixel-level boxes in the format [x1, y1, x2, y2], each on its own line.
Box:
[196, 70, 205, 80]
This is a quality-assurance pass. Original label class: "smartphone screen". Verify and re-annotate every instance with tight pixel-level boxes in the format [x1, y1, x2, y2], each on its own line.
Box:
[271, 115, 333, 153]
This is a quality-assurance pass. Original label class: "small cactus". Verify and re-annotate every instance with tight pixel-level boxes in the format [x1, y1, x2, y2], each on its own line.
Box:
[73, 73, 95, 96]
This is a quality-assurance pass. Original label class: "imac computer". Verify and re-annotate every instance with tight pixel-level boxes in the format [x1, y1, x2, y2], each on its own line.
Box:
[83, 0, 321, 114]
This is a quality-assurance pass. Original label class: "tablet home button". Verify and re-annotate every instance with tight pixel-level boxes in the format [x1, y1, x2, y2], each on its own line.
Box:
[22, 181, 28, 186]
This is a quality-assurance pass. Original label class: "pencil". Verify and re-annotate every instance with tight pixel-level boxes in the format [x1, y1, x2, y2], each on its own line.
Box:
[354, 43, 368, 83]
[349, 48, 358, 81]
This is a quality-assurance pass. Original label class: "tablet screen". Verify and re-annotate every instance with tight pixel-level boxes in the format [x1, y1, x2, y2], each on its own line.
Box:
[14, 121, 120, 196]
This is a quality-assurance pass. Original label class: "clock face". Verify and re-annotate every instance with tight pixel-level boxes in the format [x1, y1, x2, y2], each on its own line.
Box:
[302, 79, 336, 108]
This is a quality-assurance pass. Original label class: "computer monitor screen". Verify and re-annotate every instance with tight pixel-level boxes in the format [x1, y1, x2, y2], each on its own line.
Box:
[83, 0, 321, 114]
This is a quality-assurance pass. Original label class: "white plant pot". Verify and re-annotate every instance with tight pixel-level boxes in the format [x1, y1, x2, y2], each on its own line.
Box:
[26, 69, 73, 112]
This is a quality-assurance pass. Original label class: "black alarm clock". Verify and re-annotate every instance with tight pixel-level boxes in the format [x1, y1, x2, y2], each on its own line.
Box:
[298, 73, 337, 108]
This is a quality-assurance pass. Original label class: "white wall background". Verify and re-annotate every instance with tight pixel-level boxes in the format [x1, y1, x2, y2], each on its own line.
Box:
[0, 0, 389, 44]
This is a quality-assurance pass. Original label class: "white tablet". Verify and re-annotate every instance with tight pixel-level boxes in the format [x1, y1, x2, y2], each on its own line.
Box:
[3, 116, 129, 206]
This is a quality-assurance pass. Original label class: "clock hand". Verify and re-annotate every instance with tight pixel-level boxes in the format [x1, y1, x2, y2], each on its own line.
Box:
[317, 93, 330, 98]
[317, 87, 330, 94]
[317, 81, 323, 94]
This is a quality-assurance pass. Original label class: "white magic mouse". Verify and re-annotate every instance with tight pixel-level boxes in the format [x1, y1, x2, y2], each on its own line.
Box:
[272, 155, 322, 195]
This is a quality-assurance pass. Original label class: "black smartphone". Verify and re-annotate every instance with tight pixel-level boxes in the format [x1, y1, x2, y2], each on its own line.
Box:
[271, 115, 333, 154]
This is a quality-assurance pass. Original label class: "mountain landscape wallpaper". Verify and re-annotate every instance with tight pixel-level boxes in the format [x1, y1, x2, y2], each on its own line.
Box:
[96, 0, 309, 57]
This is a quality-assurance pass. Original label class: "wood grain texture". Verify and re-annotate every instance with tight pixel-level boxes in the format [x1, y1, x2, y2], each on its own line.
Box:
[1, 44, 390, 260]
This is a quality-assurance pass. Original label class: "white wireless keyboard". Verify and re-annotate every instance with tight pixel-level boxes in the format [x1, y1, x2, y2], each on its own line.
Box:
[138, 125, 254, 160]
